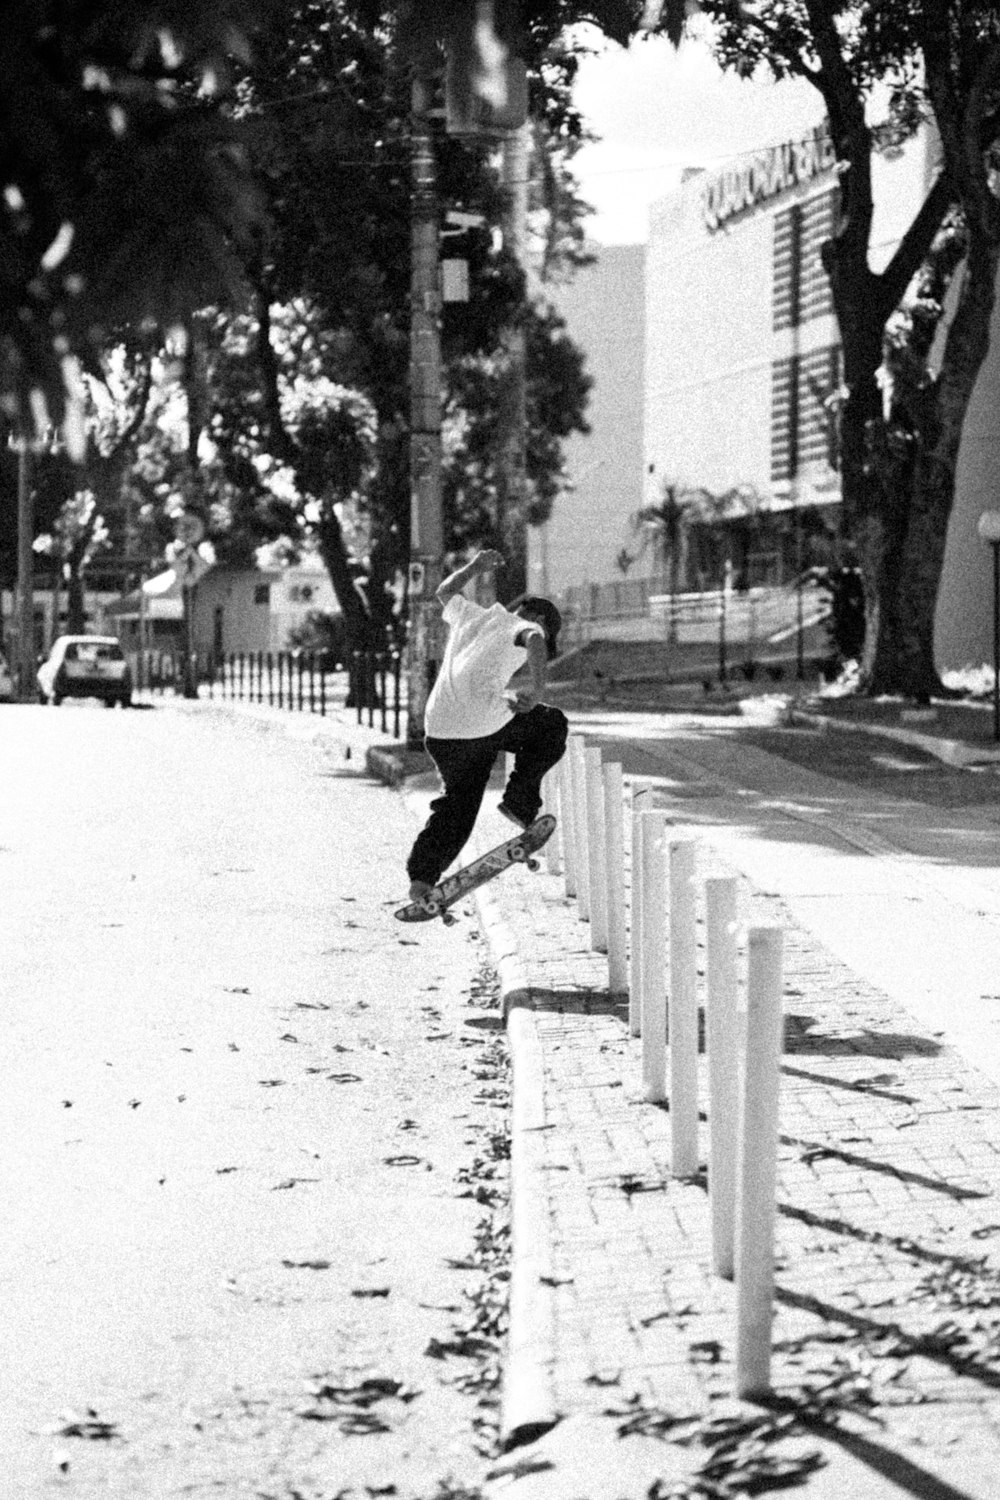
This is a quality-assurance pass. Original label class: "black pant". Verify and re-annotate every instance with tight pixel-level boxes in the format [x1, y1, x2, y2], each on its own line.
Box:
[406, 704, 569, 886]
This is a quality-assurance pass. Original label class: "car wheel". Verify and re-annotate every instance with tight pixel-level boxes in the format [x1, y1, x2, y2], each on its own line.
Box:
[104, 696, 117, 708]
[120, 691, 132, 709]
[52, 693, 62, 706]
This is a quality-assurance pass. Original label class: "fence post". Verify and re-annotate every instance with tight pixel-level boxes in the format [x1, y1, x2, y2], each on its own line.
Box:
[640, 810, 667, 1103]
[629, 784, 655, 1037]
[669, 839, 699, 1178]
[584, 745, 608, 952]
[706, 877, 739, 1280]
[569, 735, 590, 921]
[603, 761, 627, 995]
[735, 925, 784, 1400]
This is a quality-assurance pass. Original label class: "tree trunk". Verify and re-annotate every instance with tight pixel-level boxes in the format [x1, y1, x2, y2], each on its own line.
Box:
[866, 228, 1000, 696]
[314, 510, 380, 709]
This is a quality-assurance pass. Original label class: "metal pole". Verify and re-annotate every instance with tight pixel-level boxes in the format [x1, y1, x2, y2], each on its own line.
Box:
[498, 124, 530, 597]
[993, 543, 1000, 742]
[405, 67, 444, 747]
[795, 504, 805, 681]
[718, 582, 727, 686]
[14, 439, 35, 701]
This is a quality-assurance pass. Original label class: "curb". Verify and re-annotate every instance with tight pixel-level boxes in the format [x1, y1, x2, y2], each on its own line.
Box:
[366, 744, 434, 786]
[471, 877, 561, 1452]
[796, 708, 1000, 767]
[392, 776, 562, 1454]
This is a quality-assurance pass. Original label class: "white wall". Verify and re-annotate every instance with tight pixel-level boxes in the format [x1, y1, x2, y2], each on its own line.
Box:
[527, 243, 646, 598]
[645, 177, 774, 502]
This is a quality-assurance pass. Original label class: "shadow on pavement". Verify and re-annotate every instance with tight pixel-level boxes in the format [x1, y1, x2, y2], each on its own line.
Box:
[575, 719, 1000, 876]
[527, 987, 629, 1023]
[778, 1133, 988, 1202]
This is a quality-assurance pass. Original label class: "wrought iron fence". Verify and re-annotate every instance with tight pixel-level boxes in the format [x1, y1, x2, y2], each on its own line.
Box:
[133, 646, 405, 740]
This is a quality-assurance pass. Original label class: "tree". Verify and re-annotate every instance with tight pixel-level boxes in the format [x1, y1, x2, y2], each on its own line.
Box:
[689, 0, 1000, 698]
[202, 0, 601, 640]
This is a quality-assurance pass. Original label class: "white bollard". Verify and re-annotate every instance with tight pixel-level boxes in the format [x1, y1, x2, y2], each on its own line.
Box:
[542, 770, 560, 874]
[603, 761, 628, 996]
[706, 876, 739, 1279]
[557, 756, 578, 899]
[569, 736, 590, 921]
[628, 784, 655, 1038]
[668, 839, 699, 1178]
[735, 925, 784, 1400]
[640, 811, 668, 1103]
[584, 745, 608, 953]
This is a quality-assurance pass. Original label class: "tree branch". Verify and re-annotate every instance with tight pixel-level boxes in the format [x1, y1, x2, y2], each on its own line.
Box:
[875, 167, 956, 322]
[253, 277, 296, 466]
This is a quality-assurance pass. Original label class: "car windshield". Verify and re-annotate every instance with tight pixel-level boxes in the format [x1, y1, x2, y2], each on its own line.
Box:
[69, 642, 123, 662]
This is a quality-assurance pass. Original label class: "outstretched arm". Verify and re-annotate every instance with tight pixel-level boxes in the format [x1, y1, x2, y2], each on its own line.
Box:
[508, 630, 547, 713]
[436, 548, 504, 605]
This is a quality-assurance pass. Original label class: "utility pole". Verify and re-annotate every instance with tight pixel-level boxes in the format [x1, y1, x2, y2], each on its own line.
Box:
[10, 432, 37, 701]
[406, 64, 445, 747]
[497, 123, 529, 601]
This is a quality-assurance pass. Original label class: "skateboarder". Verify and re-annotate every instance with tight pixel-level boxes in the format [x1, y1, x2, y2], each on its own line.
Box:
[406, 549, 568, 903]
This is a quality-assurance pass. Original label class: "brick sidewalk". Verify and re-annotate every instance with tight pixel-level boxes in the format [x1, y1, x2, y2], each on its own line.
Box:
[481, 799, 1000, 1500]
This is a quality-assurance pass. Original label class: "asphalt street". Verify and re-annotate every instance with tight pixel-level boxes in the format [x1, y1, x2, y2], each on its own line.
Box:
[1, 700, 509, 1499]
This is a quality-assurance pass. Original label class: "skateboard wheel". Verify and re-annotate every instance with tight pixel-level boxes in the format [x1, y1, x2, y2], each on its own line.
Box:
[526, 856, 540, 872]
[441, 911, 458, 927]
[510, 841, 527, 861]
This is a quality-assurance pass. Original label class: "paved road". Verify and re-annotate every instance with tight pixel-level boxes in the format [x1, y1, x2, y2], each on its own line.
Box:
[1, 701, 507, 1499]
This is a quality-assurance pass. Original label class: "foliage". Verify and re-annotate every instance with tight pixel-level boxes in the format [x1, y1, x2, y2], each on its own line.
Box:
[0, 0, 277, 445]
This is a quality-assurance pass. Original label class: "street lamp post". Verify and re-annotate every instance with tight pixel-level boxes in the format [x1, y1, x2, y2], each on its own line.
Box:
[977, 510, 1000, 741]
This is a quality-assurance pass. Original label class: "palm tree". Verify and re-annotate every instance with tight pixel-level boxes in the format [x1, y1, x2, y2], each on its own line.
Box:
[631, 481, 713, 643]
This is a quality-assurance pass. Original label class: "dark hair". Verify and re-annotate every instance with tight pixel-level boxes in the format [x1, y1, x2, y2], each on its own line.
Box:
[514, 595, 562, 660]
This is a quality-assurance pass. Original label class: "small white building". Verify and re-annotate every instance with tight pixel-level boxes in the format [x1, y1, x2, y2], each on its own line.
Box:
[104, 554, 341, 663]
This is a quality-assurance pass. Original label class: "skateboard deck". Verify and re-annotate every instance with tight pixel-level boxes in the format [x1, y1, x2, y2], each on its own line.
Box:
[395, 815, 556, 926]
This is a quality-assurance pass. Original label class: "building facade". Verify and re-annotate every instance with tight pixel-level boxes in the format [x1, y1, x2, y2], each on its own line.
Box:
[644, 120, 1000, 672]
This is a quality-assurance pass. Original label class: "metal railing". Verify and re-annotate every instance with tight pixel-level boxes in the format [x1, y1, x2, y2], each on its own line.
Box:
[132, 646, 405, 740]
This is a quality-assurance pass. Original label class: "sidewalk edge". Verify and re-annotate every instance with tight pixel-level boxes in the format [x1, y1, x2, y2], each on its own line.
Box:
[796, 708, 1000, 767]
[474, 881, 561, 1452]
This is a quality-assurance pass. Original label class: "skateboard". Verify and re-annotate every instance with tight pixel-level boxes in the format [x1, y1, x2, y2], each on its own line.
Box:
[395, 815, 556, 927]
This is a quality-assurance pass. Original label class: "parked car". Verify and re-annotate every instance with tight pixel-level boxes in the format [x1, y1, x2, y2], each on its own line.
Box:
[37, 636, 133, 708]
[0, 651, 12, 702]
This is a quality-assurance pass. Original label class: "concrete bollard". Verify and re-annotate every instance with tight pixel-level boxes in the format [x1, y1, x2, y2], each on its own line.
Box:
[569, 736, 590, 921]
[628, 784, 655, 1038]
[668, 840, 699, 1178]
[639, 811, 668, 1103]
[584, 745, 608, 952]
[735, 925, 784, 1400]
[705, 877, 739, 1279]
[557, 756, 578, 899]
[603, 761, 628, 996]
[542, 769, 560, 874]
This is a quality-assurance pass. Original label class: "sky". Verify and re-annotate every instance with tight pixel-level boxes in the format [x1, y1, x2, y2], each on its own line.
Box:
[569, 29, 823, 246]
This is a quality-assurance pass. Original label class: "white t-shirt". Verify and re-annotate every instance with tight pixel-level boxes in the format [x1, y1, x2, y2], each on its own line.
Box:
[425, 594, 542, 740]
